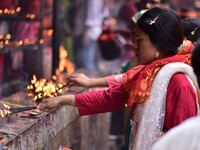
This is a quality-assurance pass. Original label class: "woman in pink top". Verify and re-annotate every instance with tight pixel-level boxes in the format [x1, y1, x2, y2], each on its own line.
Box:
[38, 8, 199, 150]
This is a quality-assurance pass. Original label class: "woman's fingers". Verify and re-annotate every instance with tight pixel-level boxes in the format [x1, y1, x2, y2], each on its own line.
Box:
[37, 99, 51, 111]
[37, 103, 46, 111]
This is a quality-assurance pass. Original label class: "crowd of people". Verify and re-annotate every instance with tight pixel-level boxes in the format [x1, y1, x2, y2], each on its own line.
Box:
[37, 1, 200, 150]
[67, 0, 200, 73]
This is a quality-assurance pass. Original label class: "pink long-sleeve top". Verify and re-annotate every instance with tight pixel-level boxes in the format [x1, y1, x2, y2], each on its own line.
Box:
[75, 73, 197, 130]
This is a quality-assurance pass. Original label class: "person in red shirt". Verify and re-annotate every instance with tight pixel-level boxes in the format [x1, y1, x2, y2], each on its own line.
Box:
[37, 8, 199, 150]
[151, 38, 200, 150]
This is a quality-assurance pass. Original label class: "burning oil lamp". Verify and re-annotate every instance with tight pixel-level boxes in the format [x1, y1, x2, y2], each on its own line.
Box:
[27, 75, 70, 103]
[0, 104, 37, 117]
[0, 104, 11, 119]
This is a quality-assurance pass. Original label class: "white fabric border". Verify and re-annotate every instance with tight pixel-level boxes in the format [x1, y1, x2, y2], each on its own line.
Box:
[129, 62, 199, 150]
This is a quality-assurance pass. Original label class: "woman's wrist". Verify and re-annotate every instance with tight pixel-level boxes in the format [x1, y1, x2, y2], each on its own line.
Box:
[58, 95, 76, 106]
[90, 77, 108, 87]
[58, 95, 68, 105]
[88, 78, 93, 87]
[70, 95, 76, 106]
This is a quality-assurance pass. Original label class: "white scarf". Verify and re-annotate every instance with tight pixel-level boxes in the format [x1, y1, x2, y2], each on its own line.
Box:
[129, 62, 199, 150]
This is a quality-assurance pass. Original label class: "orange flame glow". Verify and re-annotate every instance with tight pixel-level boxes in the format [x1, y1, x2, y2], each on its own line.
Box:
[27, 75, 64, 102]
[27, 46, 74, 102]
[0, 104, 11, 118]
[56, 46, 75, 76]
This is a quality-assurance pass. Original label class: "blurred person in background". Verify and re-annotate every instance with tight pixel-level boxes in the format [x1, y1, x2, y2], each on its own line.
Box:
[101, 0, 139, 67]
[182, 18, 200, 44]
[141, 0, 170, 9]
[194, 0, 200, 18]
[69, 0, 109, 71]
[169, 0, 180, 13]
[180, 6, 198, 19]
[113, 0, 138, 62]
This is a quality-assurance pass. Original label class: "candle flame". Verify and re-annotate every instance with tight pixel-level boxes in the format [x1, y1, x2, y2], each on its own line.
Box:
[56, 46, 75, 76]
[27, 75, 67, 102]
[0, 104, 11, 118]
[26, 45, 74, 102]
[16, 7, 21, 13]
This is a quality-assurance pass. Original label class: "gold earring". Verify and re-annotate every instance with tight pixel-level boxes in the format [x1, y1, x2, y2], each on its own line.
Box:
[155, 51, 160, 58]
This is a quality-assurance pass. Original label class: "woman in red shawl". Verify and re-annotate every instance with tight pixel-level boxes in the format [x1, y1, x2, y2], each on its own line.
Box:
[37, 8, 199, 150]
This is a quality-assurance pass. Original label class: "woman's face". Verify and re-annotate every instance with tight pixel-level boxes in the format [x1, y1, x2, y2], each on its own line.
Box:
[132, 27, 158, 65]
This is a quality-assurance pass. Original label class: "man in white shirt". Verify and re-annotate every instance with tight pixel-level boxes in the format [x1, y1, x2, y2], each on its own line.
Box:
[70, 0, 109, 70]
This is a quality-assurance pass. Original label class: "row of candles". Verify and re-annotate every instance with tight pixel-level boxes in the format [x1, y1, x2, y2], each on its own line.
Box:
[0, 7, 36, 19]
[27, 75, 68, 103]
[0, 7, 43, 117]
[0, 40, 74, 118]
[0, 7, 21, 15]
[0, 34, 44, 49]
[0, 5, 54, 118]
[0, 74, 68, 119]
[0, 28, 53, 48]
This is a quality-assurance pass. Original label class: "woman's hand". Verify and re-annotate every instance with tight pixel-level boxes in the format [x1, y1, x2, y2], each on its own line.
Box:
[37, 95, 76, 112]
[69, 73, 91, 87]
[37, 97, 61, 112]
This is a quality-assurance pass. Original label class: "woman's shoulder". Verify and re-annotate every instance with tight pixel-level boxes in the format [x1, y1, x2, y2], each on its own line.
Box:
[170, 73, 191, 86]
[167, 73, 196, 99]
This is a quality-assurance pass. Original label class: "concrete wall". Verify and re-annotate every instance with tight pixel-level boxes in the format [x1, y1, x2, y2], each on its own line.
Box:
[4, 105, 111, 150]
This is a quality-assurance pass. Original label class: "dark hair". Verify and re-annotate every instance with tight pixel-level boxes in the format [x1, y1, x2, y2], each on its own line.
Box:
[192, 38, 200, 77]
[137, 7, 183, 56]
[182, 18, 200, 43]
[191, 40, 200, 87]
